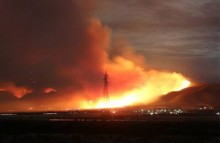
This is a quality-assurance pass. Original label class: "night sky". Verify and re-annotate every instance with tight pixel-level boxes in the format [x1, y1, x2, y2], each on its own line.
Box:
[0, 0, 219, 111]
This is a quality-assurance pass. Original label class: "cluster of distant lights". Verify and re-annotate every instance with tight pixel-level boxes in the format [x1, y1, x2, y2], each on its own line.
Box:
[133, 109, 184, 115]
[199, 106, 213, 110]
[1, 106, 220, 117]
[198, 106, 220, 115]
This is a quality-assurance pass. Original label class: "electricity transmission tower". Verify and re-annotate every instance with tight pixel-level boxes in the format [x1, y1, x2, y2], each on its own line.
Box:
[103, 71, 109, 108]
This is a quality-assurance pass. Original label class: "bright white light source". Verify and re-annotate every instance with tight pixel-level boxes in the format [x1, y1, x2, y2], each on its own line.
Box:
[112, 110, 116, 114]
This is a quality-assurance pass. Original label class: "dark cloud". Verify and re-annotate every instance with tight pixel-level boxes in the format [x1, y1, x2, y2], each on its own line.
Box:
[96, 0, 220, 28]
[96, 0, 220, 83]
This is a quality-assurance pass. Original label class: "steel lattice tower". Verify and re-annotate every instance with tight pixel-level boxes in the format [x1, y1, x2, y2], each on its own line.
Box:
[103, 71, 109, 108]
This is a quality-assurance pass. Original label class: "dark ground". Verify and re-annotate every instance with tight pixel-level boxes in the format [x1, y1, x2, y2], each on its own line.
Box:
[1, 84, 220, 143]
[0, 114, 219, 143]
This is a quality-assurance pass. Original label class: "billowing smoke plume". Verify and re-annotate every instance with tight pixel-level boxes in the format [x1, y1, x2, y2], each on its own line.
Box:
[0, 0, 190, 111]
[0, 0, 111, 110]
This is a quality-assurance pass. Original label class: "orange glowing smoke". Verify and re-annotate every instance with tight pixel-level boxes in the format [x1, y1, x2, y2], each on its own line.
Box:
[0, 82, 32, 98]
[65, 19, 192, 109]
[0, 19, 191, 111]
[43, 87, 56, 94]
[80, 57, 191, 109]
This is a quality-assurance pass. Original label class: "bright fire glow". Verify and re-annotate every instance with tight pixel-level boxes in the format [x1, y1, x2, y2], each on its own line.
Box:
[79, 56, 191, 109]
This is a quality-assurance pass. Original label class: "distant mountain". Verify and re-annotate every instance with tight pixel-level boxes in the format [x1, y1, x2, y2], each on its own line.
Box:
[152, 83, 220, 108]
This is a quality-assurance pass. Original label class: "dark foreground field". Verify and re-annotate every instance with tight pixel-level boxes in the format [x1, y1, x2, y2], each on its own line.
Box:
[0, 115, 219, 143]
